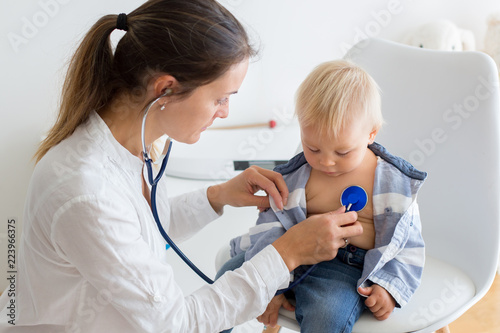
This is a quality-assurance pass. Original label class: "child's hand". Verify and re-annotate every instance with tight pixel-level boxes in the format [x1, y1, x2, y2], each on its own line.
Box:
[257, 294, 295, 328]
[358, 284, 396, 320]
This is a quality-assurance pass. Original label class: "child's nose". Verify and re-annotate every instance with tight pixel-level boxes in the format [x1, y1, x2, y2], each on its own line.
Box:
[320, 155, 336, 167]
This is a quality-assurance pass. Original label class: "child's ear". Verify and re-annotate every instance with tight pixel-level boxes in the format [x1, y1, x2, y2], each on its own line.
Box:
[368, 127, 379, 144]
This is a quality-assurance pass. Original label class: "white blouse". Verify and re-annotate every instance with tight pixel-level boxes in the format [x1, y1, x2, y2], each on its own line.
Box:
[0, 111, 289, 332]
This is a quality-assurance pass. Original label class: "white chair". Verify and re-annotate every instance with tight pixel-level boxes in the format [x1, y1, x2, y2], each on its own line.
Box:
[216, 38, 500, 332]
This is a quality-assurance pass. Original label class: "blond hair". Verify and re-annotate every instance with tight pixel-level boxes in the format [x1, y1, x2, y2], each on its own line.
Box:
[295, 60, 383, 138]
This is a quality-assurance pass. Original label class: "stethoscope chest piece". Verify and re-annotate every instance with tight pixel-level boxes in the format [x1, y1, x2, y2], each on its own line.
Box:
[340, 185, 368, 212]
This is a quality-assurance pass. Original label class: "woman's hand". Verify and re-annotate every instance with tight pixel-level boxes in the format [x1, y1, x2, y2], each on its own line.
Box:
[257, 294, 295, 328]
[272, 206, 363, 271]
[207, 166, 288, 213]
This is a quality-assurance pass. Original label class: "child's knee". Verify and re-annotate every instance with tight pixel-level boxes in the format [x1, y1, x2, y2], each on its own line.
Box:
[294, 289, 364, 333]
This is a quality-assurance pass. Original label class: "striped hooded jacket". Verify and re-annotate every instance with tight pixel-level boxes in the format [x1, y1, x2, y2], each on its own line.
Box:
[230, 142, 427, 307]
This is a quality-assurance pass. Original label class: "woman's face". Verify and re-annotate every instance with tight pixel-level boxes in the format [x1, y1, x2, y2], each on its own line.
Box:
[157, 59, 249, 144]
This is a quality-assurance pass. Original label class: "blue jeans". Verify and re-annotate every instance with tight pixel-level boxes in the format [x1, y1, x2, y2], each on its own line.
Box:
[293, 245, 367, 333]
[216, 246, 367, 333]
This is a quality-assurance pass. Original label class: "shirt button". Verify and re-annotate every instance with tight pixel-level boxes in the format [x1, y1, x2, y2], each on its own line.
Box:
[153, 294, 163, 302]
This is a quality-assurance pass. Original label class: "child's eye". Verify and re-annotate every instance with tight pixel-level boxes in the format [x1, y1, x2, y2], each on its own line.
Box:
[336, 151, 350, 157]
[308, 147, 320, 153]
[216, 97, 229, 106]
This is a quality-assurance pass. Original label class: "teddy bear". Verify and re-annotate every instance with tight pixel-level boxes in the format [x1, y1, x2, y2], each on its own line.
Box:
[402, 19, 475, 51]
[484, 12, 500, 72]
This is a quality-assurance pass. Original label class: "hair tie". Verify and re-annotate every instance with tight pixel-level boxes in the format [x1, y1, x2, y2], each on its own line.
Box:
[116, 13, 128, 31]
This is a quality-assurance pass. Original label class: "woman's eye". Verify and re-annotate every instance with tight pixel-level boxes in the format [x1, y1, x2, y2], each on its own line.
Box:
[217, 97, 229, 106]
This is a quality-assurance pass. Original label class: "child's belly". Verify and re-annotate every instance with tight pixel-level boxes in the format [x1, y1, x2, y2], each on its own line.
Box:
[347, 214, 375, 250]
[306, 209, 375, 250]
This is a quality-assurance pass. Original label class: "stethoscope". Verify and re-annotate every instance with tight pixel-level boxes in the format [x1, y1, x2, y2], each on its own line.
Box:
[141, 89, 216, 284]
[141, 90, 369, 288]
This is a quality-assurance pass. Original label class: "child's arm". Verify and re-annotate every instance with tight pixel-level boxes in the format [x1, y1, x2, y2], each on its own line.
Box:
[358, 285, 396, 320]
[244, 208, 287, 261]
[229, 203, 286, 259]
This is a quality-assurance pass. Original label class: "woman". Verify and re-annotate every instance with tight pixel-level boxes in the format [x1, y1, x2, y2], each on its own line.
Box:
[0, 1, 362, 332]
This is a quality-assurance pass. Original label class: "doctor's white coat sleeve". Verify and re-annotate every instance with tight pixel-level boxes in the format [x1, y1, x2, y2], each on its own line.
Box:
[51, 191, 289, 333]
[166, 187, 220, 242]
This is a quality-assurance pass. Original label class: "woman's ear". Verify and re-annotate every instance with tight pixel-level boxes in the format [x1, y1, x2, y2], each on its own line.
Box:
[153, 74, 178, 98]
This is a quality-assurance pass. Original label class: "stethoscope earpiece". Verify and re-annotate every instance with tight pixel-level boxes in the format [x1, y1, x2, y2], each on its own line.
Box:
[163, 88, 173, 96]
[159, 89, 172, 111]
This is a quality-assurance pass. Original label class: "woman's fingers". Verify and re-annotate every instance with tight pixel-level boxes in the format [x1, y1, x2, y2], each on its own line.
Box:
[273, 209, 363, 270]
[210, 166, 289, 210]
[244, 166, 288, 210]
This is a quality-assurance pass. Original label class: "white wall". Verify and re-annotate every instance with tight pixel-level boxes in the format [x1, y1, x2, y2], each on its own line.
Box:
[1, 0, 499, 291]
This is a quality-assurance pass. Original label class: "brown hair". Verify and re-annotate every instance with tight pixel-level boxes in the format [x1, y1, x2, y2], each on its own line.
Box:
[34, 0, 255, 162]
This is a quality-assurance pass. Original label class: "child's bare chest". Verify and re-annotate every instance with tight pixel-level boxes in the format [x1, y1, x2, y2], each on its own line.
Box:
[305, 153, 378, 249]
[305, 167, 375, 217]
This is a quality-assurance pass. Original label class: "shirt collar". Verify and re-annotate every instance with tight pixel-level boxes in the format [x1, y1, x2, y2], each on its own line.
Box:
[86, 110, 144, 174]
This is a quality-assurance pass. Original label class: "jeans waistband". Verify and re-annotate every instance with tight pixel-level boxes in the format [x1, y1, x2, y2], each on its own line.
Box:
[337, 245, 367, 268]
[294, 245, 368, 278]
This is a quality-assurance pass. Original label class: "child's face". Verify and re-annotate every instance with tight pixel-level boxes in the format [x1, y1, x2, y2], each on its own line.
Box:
[301, 120, 377, 177]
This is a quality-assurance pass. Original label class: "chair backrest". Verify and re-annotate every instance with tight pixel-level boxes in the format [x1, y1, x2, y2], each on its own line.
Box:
[344, 38, 500, 292]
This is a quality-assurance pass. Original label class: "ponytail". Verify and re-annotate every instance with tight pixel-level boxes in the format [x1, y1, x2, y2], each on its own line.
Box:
[34, 15, 116, 163]
[34, 0, 255, 163]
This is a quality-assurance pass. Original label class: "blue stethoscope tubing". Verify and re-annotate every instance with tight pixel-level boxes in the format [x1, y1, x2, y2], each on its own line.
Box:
[141, 92, 369, 289]
[141, 92, 215, 285]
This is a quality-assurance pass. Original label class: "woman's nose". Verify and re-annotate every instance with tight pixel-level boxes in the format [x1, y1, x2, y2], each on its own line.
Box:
[216, 106, 229, 119]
